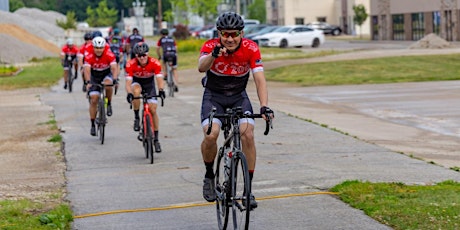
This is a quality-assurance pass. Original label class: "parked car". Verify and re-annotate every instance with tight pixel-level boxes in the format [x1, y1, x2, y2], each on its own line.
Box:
[306, 21, 342, 36]
[245, 25, 280, 44]
[253, 25, 325, 48]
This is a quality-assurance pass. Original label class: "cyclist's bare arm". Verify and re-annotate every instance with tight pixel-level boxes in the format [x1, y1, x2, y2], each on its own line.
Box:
[110, 63, 118, 81]
[253, 71, 269, 108]
[155, 74, 165, 90]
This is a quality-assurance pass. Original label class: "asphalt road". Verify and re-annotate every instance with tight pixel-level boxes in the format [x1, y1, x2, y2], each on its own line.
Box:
[42, 40, 460, 229]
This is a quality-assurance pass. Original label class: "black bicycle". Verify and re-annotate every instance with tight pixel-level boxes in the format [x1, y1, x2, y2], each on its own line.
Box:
[131, 92, 164, 164]
[165, 57, 176, 97]
[65, 55, 75, 93]
[207, 106, 272, 230]
[92, 83, 115, 145]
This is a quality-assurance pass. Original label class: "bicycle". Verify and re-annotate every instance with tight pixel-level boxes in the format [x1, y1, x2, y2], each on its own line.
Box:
[65, 55, 75, 93]
[90, 83, 115, 145]
[165, 57, 176, 97]
[131, 92, 164, 164]
[207, 106, 272, 230]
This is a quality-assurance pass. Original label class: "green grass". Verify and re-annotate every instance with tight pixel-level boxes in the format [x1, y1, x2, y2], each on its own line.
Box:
[331, 180, 460, 230]
[0, 199, 73, 230]
[0, 58, 62, 90]
[266, 54, 460, 86]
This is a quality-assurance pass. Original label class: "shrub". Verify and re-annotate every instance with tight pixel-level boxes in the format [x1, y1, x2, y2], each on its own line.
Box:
[173, 24, 190, 40]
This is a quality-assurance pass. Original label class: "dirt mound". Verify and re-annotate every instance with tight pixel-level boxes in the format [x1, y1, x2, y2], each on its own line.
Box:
[0, 8, 64, 64]
[409, 33, 452, 49]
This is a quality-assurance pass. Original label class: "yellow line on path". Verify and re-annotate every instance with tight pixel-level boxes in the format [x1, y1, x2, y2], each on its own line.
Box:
[74, 191, 338, 219]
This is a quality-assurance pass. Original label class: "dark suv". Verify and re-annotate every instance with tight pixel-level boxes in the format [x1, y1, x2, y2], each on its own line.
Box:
[306, 22, 342, 36]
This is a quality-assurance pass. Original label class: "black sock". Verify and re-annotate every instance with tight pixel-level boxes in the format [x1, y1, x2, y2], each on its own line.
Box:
[154, 131, 159, 141]
[205, 161, 214, 178]
[91, 119, 95, 127]
[134, 110, 139, 119]
[107, 101, 111, 106]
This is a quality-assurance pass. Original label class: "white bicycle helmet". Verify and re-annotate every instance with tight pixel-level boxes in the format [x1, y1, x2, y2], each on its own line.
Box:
[92, 36, 106, 48]
[66, 38, 74, 45]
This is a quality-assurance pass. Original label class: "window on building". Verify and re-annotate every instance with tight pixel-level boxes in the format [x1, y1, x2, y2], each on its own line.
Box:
[295, 17, 304, 25]
[433, 11, 441, 35]
[412, 13, 425, 40]
[317, 17, 326, 22]
[392, 14, 404, 40]
[372, 16, 379, 40]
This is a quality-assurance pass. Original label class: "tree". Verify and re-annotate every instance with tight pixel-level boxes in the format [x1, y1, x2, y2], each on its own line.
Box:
[9, 0, 25, 12]
[353, 4, 368, 38]
[247, 0, 266, 23]
[56, 11, 77, 30]
[86, 0, 119, 27]
[169, 0, 220, 25]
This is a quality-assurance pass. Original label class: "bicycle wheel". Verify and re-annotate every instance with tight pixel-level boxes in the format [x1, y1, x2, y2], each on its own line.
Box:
[231, 151, 251, 230]
[97, 96, 106, 145]
[68, 64, 73, 93]
[144, 114, 154, 164]
[215, 148, 230, 229]
[167, 66, 174, 97]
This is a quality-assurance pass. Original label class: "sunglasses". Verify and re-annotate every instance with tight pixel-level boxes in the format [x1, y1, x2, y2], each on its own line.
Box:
[220, 31, 241, 38]
[137, 53, 148, 58]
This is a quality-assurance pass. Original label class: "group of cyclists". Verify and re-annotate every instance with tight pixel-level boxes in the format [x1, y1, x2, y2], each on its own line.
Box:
[59, 11, 274, 209]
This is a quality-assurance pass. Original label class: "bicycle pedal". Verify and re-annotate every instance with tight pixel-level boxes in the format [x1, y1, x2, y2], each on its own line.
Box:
[137, 134, 143, 142]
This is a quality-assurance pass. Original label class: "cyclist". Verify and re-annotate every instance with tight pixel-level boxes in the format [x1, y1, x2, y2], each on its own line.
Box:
[125, 42, 165, 153]
[107, 28, 124, 77]
[127, 27, 144, 59]
[83, 36, 119, 136]
[198, 12, 274, 209]
[156, 28, 179, 92]
[60, 38, 79, 90]
[78, 32, 94, 92]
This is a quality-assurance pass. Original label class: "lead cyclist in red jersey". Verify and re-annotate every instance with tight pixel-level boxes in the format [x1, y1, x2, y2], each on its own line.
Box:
[198, 12, 274, 209]
[60, 38, 79, 90]
[83, 36, 119, 136]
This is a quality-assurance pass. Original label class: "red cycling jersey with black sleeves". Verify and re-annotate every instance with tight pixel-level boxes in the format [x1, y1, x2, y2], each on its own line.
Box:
[83, 48, 116, 78]
[199, 38, 264, 95]
[61, 45, 79, 56]
[125, 57, 163, 80]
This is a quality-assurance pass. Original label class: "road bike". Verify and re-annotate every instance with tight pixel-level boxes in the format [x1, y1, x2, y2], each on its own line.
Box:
[131, 92, 164, 164]
[165, 57, 176, 97]
[65, 55, 76, 93]
[91, 83, 115, 145]
[207, 106, 272, 230]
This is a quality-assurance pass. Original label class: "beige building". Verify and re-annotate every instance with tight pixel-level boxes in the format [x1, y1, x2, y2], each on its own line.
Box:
[370, 0, 460, 41]
[266, 0, 371, 36]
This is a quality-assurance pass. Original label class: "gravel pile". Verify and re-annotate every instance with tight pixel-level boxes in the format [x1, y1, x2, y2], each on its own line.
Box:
[0, 8, 65, 64]
[409, 33, 452, 49]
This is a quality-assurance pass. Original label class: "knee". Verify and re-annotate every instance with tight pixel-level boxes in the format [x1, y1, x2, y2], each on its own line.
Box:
[241, 130, 255, 143]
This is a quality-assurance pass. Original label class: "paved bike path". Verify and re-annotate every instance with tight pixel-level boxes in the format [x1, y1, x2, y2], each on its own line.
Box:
[42, 67, 460, 229]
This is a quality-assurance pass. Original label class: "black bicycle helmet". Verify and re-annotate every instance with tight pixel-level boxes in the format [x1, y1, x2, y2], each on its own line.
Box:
[133, 42, 149, 55]
[84, 32, 93, 40]
[92, 30, 103, 38]
[216, 12, 245, 30]
[160, 28, 169, 35]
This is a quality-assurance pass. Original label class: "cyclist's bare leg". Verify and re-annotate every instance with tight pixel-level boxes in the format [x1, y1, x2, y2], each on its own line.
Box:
[132, 84, 142, 110]
[149, 103, 159, 131]
[240, 123, 256, 171]
[104, 78, 114, 102]
[89, 94, 98, 119]
[63, 69, 69, 83]
[201, 125, 220, 162]
[172, 67, 179, 84]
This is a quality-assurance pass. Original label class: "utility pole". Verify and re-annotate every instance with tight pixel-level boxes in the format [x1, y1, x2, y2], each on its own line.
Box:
[236, 0, 240, 14]
[158, 0, 162, 31]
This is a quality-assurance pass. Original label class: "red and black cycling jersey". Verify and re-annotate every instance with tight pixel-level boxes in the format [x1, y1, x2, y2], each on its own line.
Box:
[199, 38, 264, 96]
[61, 45, 79, 62]
[125, 57, 163, 80]
[83, 48, 116, 78]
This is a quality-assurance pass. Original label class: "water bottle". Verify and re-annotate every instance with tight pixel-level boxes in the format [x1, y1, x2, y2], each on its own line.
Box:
[104, 97, 108, 108]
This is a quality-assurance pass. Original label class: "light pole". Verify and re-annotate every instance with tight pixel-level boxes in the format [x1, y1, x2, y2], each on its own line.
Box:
[132, 0, 146, 35]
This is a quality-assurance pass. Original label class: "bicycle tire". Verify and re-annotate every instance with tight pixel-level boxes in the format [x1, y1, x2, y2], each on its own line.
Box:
[167, 65, 174, 97]
[231, 151, 251, 230]
[144, 114, 154, 164]
[68, 63, 73, 93]
[215, 148, 230, 229]
[98, 96, 106, 145]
